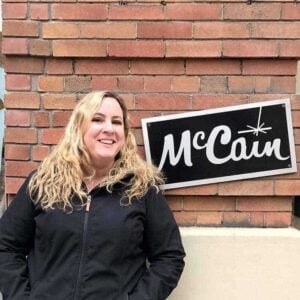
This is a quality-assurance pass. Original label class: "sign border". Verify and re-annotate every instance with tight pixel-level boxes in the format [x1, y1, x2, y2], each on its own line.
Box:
[141, 98, 297, 190]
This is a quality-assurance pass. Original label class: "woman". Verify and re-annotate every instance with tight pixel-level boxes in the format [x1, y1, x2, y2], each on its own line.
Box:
[0, 91, 185, 300]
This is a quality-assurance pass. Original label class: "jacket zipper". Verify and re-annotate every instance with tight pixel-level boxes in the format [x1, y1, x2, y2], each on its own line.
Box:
[73, 195, 91, 300]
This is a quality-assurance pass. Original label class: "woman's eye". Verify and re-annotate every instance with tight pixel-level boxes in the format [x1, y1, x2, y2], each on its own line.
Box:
[92, 118, 103, 123]
[113, 120, 123, 125]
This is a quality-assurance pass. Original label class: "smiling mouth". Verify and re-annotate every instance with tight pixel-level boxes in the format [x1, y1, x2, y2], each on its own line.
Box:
[98, 139, 115, 145]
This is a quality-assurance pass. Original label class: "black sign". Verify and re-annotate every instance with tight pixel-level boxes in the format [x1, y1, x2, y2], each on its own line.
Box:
[142, 99, 297, 190]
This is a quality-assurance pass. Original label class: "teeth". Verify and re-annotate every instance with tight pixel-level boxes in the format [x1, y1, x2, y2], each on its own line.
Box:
[99, 139, 114, 144]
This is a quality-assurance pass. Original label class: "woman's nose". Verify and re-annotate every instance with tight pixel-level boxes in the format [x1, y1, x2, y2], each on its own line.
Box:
[103, 121, 114, 132]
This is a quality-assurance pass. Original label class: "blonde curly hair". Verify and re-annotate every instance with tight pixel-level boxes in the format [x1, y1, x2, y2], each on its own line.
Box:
[29, 91, 164, 211]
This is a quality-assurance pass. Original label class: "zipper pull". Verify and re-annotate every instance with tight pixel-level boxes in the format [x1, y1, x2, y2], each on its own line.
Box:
[86, 195, 91, 212]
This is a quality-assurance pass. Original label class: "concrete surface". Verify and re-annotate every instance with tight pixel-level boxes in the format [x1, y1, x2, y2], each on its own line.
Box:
[169, 227, 300, 300]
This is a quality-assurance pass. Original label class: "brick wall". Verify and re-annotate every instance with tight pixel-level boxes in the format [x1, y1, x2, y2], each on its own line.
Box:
[2, 1, 300, 227]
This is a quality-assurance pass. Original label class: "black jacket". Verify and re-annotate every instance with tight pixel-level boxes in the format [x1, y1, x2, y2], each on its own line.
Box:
[0, 175, 185, 300]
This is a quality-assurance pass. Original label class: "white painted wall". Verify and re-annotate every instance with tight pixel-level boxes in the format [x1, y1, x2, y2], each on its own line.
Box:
[170, 227, 300, 300]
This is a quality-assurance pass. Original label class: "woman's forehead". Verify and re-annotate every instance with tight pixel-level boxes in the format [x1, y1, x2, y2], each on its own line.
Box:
[93, 97, 124, 117]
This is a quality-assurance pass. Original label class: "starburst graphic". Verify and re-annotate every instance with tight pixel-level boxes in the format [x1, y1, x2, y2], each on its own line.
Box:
[238, 106, 272, 136]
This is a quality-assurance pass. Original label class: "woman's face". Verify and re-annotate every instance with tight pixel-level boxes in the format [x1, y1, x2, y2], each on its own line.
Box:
[83, 97, 126, 168]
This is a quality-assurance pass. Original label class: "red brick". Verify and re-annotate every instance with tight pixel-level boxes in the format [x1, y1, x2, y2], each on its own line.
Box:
[3, 3, 27, 19]
[43, 23, 79, 39]
[237, 196, 292, 212]
[52, 4, 107, 20]
[46, 59, 73, 75]
[122, 94, 134, 110]
[173, 211, 198, 225]
[264, 212, 291, 227]
[166, 41, 221, 57]
[172, 76, 199, 92]
[228, 76, 255, 93]
[5, 144, 30, 160]
[6, 75, 31, 91]
[109, 5, 164, 20]
[53, 111, 72, 127]
[43, 94, 77, 110]
[38, 76, 64, 92]
[1, 0, 27, 2]
[186, 59, 241, 75]
[118, 76, 144, 91]
[275, 180, 300, 195]
[165, 184, 218, 196]
[224, 3, 281, 20]
[254, 76, 271, 93]
[6, 177, 26, 194]
[80, 23, 136, 39]
[128, 111, 160, 128]
[5, 128, 37, 144]
[219, 180, 274, 196]
[166, 196, 183, 211]
[6, 161, 38, 177]
[242, 59, 297, 75]
[41, 128, 65, 145]
[4, 92, 40, 109]
[197, 212, 223, 226]
[109, 41, 164, 58]
[200, 76, 227, 93]
[296, 146, 300, 162]
[192, 95, 248, 110]
[5, 110, 30, 127]
[280, 41, 300, 57]
[294, 129, 300, 145]
[76, 59, 128, 75]
[250, 212, 264, 227]
[130, 59, 184, 75]
[5, 57, 44, 74]
[135, 94, 190, 110]
[91, 76, 118, 90]
[131, 128, 143, 145]
[274, 165, 300, 180]
[270, 76, 296, 93]
[31, 3, 49, 20]
[166, 4, 221, 20]
[2, 38, 28, 55]
[29, 39, 51, 56]
[64, 76, 91, 92]
[144, 76, 172, 92]
[53, 41, 107, 57]
[33, 111, 50, 127]
[138, 22, 192, 39]
[32, 145, 50, 162]
[183, 196, 236, 211]
[223, 41, 279, 57]
[194, 22, 250, 39]
[3, 21, 39, 37]
[292, 111, 300, 127]
[223, 212, 250, 226]
[249, 94, 293, 103]
[251, 22, 300, 39]
[281, 3, 300, 20]
[290, 95, 300, 110]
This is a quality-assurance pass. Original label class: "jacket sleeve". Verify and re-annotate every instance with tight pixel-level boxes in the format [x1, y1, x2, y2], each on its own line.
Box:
[0, 175, 36, 300]
[129, 188, 185, 300]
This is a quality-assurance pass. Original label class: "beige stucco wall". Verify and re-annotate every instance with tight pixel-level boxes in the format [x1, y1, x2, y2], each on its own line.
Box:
[170, 227, 300, 300]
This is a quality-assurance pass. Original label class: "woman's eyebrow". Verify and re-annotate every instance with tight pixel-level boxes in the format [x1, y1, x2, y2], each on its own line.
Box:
[93, 113, 122, 119]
